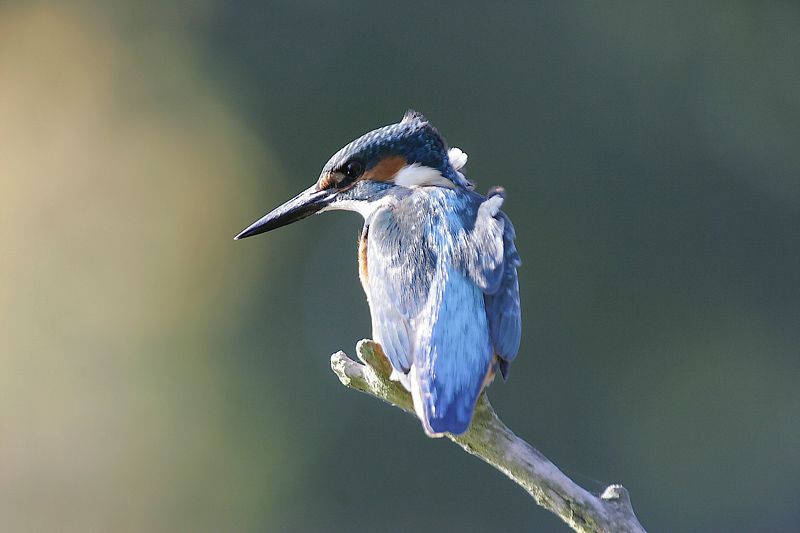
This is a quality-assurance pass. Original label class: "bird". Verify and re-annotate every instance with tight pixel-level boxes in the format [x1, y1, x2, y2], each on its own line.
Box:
[235, 110, 521, 437]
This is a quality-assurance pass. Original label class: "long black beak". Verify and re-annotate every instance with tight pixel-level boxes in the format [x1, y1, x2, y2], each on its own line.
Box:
[234, 186, 335, 240]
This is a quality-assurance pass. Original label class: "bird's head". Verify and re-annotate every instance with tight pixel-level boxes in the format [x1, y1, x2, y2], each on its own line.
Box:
[234, 110, 470, 240]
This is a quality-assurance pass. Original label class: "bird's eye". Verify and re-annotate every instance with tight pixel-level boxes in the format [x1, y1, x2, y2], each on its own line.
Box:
[342, 160, 363, 181]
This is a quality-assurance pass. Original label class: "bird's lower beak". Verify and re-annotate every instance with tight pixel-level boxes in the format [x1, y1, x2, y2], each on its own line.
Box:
[234, 186, 336, 240]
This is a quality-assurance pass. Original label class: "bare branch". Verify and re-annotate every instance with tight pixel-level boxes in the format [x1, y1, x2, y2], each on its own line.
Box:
[331, 340, 647, 533]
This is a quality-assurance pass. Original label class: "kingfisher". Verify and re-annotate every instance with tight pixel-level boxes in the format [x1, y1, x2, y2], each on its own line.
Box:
[235, 110, 521, 437]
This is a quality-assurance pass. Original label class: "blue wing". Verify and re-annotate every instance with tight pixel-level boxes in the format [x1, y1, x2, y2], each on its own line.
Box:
[363, 205, 434, 375]
[457, 190, 522, 379]
[484, 209, 521, 379]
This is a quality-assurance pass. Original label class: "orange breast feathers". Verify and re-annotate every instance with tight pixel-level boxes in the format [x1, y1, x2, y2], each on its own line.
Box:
[358, 230, 369, 291]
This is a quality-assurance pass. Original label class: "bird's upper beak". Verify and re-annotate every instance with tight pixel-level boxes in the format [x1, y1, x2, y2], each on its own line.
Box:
[234, 185, 336, 240]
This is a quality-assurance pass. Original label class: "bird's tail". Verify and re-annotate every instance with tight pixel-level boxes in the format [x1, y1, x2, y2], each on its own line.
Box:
[408, 300, 493, 437]
[409, 274, 495, 437]
[409, 358, 490, 437]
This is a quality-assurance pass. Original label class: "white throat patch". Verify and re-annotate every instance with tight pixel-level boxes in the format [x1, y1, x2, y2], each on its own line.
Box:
[322, 194, 393, 219]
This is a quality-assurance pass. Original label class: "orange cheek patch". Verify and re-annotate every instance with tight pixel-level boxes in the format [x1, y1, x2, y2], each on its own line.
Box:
[362, 154, 407, 183]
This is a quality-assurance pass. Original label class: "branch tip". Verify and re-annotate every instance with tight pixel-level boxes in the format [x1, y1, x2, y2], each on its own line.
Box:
[600, 484, 630, 504]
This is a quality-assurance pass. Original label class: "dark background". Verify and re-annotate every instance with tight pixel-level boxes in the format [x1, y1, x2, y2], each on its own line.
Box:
[2, 1, 798, 531]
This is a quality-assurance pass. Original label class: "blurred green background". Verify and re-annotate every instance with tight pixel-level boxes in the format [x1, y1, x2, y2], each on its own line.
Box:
[1, 1, 798, 531]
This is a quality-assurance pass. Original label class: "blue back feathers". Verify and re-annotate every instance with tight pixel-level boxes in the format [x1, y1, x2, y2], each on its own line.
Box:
[365, 184, 520, 436]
